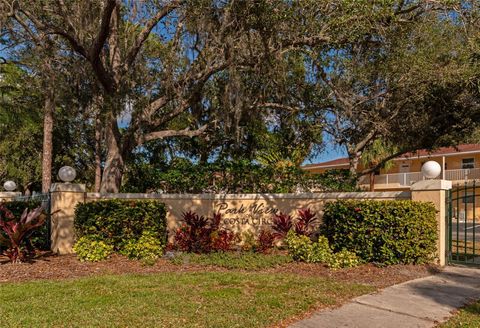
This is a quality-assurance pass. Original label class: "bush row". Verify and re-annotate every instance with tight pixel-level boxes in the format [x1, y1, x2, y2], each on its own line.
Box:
[72, 199, 438, 267]
[74, 200, 167, 263]
[322, 200, 437, 265]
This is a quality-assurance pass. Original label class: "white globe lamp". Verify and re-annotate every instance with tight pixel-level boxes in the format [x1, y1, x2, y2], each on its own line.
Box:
[3, 181, 17, 191]
[421, 161, 441, 179]
[58, 166, 77, 182]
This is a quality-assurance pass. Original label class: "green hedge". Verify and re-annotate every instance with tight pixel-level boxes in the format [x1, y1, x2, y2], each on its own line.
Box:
[322, 200, 437, 265]
[74, 200, 167, 250]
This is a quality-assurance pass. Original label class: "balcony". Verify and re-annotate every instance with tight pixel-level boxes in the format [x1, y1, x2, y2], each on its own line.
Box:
[359, 168, 480, 188]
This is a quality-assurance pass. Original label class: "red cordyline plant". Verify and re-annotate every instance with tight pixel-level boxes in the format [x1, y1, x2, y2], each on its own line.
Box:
[272, 213, 293, 240]
[257, 229, 275, 254]
[272, 208, 318, 241]
[174, 211, 235, 253]
[0, 204, 45, 263]
[294, 208, 318, 237]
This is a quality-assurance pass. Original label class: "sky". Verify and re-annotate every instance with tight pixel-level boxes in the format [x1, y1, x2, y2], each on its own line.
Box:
[311, 146, 346, 164]
[306, 140, 347, 165]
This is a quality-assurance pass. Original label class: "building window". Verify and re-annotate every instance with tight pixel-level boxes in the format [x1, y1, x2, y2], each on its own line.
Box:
[462, 158, 475, 169]
[463, 191, 475, 204]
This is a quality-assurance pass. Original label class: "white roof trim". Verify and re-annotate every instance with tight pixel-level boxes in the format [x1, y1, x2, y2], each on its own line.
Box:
[397, 149, 480, 161]
[303, 163, 349, 170]
[304, 148, 480, 169]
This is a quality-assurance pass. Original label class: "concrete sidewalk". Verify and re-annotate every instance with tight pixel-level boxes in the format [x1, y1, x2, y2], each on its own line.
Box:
[290, 266, 480, 328]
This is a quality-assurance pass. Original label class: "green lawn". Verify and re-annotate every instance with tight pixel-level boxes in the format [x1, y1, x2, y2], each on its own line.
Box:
[440, 301, 480, 328]
[0, 271, 372, 328]
[170, 252, 292, 270]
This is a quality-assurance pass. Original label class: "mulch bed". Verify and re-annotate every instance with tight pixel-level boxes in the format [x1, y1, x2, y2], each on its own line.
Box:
[0, 252, 441, 288]
[272, 262, 441, 288]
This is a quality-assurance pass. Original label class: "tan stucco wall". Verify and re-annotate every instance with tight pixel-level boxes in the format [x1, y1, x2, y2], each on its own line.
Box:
[50, 184, 86, 254]
[0, 192, 21, 202]
[86, 192, 411, 242]
[411, 180, 452, 266]
[49, 183, 450, 266]
[380, 153, 480, 174]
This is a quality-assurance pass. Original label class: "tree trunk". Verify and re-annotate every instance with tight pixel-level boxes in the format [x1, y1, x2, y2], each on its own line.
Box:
[41, 86, 55, 193]
[348, 151, 361, 176]
[369, 172, 375, 192]
[94, 115, 103, 192]
[100, 116, 124, 193]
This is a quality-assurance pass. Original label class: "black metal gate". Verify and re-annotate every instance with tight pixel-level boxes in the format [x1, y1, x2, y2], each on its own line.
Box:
[447, 181, 480, 266]
[14, 192, 51, 250]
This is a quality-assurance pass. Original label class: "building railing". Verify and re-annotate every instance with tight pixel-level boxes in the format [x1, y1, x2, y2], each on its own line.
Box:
[359, 168, 480, 187]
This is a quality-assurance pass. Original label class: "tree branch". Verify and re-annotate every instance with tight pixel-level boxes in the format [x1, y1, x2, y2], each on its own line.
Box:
[358, 149, 411, 176]
[138, 124, 208, 145]
[254, 102, 300, 113]
[90, 0, 117, 61]
[124, 0, 182, 70]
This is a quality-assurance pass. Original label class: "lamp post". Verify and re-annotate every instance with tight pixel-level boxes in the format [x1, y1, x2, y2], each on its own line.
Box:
[58, 166, 77, 183]
[421, 161, 442, 179]
[3, 180, 17, 191]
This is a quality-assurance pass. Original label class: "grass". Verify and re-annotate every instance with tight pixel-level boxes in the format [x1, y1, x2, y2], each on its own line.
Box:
[170, 251, 293, 270]
[440, 300, 480, 327]
[0, 271, 373, 328]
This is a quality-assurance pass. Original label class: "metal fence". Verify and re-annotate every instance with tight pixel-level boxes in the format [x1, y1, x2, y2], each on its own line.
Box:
[447, 181, 480, 266]
[14, 192, 51, 250]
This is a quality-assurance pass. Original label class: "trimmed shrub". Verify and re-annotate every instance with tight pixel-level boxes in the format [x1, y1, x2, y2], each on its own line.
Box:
[322, 200, 438, 265]
[328, 249, 360, 269]
[285, 230, 332, 263]
[120, 230, 164, 265]
[74, 200, 167, 252]
[284, 231, 359, 269]
[73, 236, 114, 262]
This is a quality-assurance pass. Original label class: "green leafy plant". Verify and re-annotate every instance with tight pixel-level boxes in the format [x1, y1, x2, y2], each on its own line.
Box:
[285, 230, 332, 263]
[285, 231, 360, 269]
[123, 159, 359, 194]
[73, 236, 114, 262]
[74, 200, 167, 251]
[121, 230, 164, 265]
[241, 231, 257, 252]
[327, 249, 360, 269]
[322, 200, 438, 265]
[0, 204, 45, 263]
